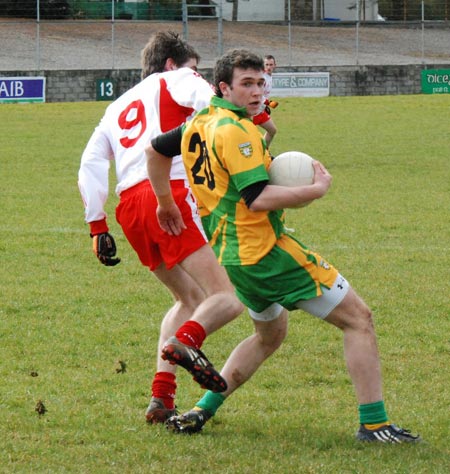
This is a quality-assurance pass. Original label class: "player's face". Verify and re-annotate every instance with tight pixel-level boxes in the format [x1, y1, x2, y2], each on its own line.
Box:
[220, 68, 265, 117]
[264, 58, 276, 75]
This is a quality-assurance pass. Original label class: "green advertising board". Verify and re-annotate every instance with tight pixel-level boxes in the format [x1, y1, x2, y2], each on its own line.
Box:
[421, 69, 450, 94]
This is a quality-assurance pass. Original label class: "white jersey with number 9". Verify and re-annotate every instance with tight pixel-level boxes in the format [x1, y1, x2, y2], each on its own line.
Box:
[79, 67, 214, 224]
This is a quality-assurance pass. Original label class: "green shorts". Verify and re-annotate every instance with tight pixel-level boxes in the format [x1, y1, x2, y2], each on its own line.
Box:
[224, 234, 339, 313]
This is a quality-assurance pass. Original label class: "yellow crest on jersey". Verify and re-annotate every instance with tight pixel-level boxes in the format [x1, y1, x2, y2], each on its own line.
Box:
[238, 142, 253, 158]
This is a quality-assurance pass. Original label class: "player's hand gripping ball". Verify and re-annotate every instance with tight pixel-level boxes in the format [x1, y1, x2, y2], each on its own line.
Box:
[268, 151, 315, 208]
[92, 232, 121, 266]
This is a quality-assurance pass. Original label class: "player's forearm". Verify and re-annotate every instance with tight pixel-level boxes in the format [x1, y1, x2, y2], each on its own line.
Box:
[249, 183, 326, 211]
[78, 159, 110, 223]
[145, 143, 173, 201]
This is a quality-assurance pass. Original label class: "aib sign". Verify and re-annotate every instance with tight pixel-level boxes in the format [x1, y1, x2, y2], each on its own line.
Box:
[0, 77, 46, 103]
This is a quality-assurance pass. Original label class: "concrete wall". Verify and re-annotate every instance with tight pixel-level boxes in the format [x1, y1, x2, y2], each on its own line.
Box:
[277, 64, 427, 97]
[0, 64, 447, 102]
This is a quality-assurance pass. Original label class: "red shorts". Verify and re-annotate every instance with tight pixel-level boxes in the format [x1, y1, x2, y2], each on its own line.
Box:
[253, 109, 270, 125]
[116, 180, 207, 271]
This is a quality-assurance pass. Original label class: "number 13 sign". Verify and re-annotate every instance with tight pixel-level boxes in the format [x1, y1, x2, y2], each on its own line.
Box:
[96, 79, 115, 101]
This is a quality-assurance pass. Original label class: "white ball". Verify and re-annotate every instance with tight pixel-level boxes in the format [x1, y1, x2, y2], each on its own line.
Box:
[268, 151, 315, 207]
[269, 151, 314, 187]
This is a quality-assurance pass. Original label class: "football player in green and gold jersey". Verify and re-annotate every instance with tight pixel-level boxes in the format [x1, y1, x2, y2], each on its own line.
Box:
[146, 49, 421, 444]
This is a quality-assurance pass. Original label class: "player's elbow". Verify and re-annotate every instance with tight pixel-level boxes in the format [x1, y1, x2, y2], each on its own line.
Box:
[248, 196, 272, 213]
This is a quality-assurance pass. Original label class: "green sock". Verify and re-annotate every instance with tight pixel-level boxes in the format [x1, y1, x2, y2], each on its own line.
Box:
[196, 391, 225, 416]
[358, 400, 388, 425]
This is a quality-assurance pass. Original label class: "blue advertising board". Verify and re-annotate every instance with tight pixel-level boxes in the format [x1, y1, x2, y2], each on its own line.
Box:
[0, 77, 46, 103]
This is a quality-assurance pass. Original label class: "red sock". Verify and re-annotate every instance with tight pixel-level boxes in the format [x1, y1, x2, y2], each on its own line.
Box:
[175, 321, 206, 349]
[151, 372, 177, 409]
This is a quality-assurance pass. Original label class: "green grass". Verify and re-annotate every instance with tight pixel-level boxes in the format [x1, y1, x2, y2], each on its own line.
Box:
[1, 95, 449, 473]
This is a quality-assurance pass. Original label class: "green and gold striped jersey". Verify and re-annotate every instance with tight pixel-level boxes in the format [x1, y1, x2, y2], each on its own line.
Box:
[181, 96, 285, 266]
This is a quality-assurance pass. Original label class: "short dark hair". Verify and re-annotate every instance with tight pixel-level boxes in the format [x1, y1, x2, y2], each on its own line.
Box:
[213, 49, 264, 98]
[264, 54, 276, 63]
[140, 31, 200, 79]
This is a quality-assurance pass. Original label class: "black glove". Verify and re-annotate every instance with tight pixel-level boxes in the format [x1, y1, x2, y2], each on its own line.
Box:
[91, 232, 121, 266]
[265, 105, 272, 115]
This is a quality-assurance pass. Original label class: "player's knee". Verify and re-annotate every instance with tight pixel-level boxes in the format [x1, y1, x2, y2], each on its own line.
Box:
[355, 304, 374, 331]
[344, 304, 374, 333]
[272, 324, 287, 348]
[231, 296, 245, 317]
[173, 282, 205, 310]
[260, 329, 286, 355]
[326, 291, 374, 332]
[257, 321, 288, 354]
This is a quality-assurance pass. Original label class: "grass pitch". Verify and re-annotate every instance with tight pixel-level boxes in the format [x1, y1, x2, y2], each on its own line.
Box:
[1, 95, 449, 473]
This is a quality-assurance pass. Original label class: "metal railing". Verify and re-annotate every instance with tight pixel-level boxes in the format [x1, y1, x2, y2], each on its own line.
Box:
[182, 0, 223, 56]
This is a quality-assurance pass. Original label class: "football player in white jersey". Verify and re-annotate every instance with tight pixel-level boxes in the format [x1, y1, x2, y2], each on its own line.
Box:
[253, 54, 278, 147]
[78, 32, 242, 424]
